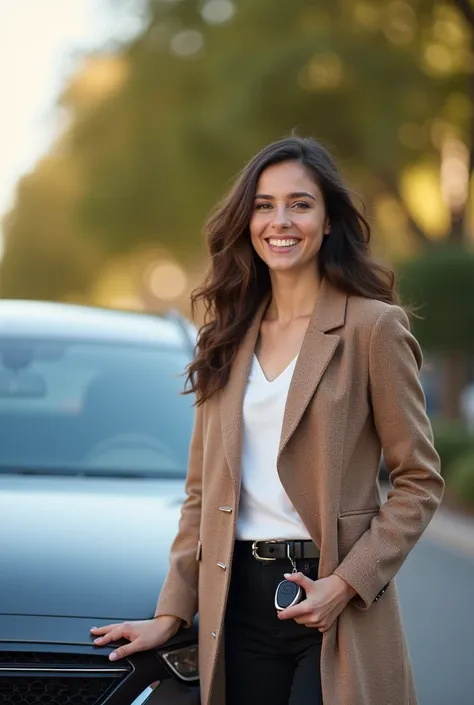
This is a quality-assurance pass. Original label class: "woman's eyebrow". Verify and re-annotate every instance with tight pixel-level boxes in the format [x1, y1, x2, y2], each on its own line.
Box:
[254, 191, 317, 201]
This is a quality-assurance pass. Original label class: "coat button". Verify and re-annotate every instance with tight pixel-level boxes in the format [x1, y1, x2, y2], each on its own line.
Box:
[211, 631, 217, 638]
[219, 506, 233, 513]
[217, 562, 227, 570]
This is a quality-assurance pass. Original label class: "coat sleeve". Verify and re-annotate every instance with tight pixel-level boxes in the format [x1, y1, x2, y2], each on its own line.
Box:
[154, 402, 203, 627]
[333, 305, 444, 610]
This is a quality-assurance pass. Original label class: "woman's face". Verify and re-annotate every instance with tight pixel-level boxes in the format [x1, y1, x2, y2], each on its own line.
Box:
[249, 160, 329, 274]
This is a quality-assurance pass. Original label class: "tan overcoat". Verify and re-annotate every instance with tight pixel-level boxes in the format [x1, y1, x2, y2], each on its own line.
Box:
[155, 279, 444, 705]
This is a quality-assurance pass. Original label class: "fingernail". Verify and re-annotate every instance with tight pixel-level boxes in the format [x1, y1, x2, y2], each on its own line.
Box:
[284, 573, 291, 579]
[94, 638, 102, 644]
[109, 652, 117, 661]
[90, 627, 97, 632]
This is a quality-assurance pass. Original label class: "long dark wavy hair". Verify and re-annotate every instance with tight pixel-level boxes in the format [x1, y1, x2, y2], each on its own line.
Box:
[186, 136, 398, 404]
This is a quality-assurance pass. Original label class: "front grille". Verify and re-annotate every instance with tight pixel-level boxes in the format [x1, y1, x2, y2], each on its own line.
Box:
[0, 676, 118, 705]
[0, 652, 131, 705]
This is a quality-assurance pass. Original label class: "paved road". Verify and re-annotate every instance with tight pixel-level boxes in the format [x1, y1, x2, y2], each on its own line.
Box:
[397, 535, 474, 705]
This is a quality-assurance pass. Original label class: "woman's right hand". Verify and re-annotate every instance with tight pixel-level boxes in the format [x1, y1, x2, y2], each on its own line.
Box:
[90, 615, 182, 661]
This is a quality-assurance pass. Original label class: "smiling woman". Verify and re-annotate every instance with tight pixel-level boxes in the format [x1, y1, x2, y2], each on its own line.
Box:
[91, 136, 443, 705]
[186, 135, 397, 404]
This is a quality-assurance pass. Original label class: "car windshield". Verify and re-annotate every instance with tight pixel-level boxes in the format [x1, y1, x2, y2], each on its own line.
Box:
[0, 337, 194, 478]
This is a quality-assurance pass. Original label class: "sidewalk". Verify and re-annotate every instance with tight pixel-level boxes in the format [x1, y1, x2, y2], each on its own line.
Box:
[425, 503, 474, 560]
[381, 484, 474, 561]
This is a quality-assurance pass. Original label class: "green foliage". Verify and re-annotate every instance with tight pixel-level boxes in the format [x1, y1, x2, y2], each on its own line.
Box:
[65, 0, 467, 258]
[432, 419, 474, 477]
[446, 448, 474, 505]
[0, 154, 101, 301]
[397, 246, 474, 350]
[2, 0, 474, 300]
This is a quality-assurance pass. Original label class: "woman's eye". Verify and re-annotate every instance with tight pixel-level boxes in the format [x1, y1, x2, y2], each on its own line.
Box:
[254, 201, 310, 211]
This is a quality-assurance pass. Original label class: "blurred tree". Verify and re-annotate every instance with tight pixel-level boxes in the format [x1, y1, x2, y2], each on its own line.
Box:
[0, 153, 101, 301]
[3, 0, 474, 275]
[64, 0, 474, 259]
[398, 246, 474, 419]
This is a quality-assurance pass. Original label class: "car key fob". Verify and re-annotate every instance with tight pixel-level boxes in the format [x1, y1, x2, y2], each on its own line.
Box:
[274, 579, 303, 611]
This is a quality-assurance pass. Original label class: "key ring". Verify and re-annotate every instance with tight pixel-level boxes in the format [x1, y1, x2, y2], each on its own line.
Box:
[287, 543, 298, 574]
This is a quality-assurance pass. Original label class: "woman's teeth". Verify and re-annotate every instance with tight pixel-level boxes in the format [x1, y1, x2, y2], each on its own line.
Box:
[268, 238, 299, 248]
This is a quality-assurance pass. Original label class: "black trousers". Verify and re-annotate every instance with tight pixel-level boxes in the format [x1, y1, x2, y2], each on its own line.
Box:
[224, 540, 323, 705]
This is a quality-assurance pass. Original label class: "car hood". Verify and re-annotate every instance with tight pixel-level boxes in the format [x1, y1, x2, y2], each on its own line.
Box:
[0, 473, 187, 621]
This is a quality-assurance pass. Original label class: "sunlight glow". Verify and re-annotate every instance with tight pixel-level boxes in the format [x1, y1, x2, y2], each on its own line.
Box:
[0, 0, 144, 227]
[400, 164, 451, 238]
[441, 138, 470, 214]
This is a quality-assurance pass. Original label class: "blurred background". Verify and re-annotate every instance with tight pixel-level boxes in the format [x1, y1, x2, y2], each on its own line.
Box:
[2, 0, 474, 508]
[2, 4, 474, 703]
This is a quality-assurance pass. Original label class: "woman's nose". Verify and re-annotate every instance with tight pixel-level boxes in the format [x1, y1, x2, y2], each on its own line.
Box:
[271, 207, 291, 229]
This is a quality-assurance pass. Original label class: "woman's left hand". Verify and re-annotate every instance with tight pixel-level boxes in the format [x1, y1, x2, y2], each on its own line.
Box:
[277, 573, 357, 632]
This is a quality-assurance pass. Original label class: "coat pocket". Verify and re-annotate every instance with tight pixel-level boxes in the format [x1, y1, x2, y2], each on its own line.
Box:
[337, 508, 379, 561]
[196, 539, 202, 561]
[338, 507, 380, 518]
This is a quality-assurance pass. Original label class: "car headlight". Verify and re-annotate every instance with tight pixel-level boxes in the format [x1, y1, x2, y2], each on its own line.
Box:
[161, 644, 199, 682]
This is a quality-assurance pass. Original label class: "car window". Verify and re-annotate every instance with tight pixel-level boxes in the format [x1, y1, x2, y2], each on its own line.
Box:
[0, 338, 194, 477]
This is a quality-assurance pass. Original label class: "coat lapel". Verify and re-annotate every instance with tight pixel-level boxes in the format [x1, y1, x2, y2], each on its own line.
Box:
[278, 279, 347, 458]
[220, 279, 348, 487]
[220, 297, 269, 490]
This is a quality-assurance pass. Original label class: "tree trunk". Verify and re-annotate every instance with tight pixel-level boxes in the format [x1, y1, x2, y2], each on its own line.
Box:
[442, 349, 470, 420]
[449, 210, 465, 245]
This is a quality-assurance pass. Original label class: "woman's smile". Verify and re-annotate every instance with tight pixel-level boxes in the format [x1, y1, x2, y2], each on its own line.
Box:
[265, 236, 301, 253]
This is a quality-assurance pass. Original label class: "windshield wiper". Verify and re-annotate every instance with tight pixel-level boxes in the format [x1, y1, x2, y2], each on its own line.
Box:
[0, 465, 184, 479]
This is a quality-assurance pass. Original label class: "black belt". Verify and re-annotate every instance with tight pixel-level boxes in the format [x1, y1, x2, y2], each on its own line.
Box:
[248, 539, 320, 562]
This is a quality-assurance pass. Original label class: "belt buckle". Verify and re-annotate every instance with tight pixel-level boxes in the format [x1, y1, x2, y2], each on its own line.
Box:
[251, 540, 279, 562]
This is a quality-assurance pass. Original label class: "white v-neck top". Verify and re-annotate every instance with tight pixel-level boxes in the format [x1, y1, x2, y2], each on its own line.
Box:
[235, 354, 311, 541]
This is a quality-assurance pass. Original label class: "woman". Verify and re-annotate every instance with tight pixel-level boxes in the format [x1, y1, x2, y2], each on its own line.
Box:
[91, 136, 444, 705]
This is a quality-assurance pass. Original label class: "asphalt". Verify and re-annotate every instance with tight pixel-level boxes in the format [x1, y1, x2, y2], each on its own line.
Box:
[394, 497, 474, 705]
